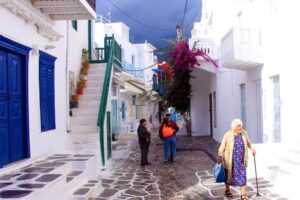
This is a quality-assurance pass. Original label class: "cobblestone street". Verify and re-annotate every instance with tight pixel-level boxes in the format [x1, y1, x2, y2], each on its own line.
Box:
[93, 133, 287, 200]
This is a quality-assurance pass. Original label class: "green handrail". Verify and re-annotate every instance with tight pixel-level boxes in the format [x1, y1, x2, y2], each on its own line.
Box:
[97, 37, 116, 166]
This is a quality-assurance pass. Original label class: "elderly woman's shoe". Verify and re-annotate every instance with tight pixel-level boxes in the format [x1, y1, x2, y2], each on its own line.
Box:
[241, 194, 248, 200]
[225, 190, 233, 197]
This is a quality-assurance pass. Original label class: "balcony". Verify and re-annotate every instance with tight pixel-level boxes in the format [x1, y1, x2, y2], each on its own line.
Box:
[32, 0, 96, 20]
[122, 61, 144, 79]
[189, 38, 219, 60]
[221, 27, 264, 71]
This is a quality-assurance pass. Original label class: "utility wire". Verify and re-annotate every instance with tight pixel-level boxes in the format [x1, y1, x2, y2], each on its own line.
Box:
[108, 0, 174, 32]
[181, 0, 189, 28]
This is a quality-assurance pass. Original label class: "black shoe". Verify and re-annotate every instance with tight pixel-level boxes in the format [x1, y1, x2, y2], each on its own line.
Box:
[141, 163, 147, 166]
[164, 161, 169, 165]
[146, 162, 151, 165]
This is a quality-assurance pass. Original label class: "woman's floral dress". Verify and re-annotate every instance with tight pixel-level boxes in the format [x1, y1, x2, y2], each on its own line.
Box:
[230, 134, 247, 186]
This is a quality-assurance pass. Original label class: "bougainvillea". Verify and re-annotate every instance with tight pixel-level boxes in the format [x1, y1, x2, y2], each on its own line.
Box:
[168, 41, 218, 71]
[163, 41, 217, 136]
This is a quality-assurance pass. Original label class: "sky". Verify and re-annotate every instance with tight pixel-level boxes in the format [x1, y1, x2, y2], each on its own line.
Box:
[96, 0, 202, 54]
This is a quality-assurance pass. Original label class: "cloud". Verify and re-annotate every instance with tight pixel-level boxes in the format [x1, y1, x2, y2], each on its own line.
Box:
[96, 0, 202, 53]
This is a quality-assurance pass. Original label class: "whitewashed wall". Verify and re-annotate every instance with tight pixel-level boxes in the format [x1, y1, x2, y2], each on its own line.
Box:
[67, 20, 89, 84]
[94, 22, 138, 65]
[0, 6, 68, 158]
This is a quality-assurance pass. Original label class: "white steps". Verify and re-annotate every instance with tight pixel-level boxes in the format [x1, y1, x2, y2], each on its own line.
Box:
[70, 116, 98, 126]
[70, 125, 99, 134]
[70, 63, 107, 134]
[72, 108, 99, 117]
[86, 81, 104, 88]
[79, 94, 101, 101]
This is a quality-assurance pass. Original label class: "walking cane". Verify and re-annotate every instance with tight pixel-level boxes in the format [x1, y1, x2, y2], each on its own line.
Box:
[254, 155, 261, 196]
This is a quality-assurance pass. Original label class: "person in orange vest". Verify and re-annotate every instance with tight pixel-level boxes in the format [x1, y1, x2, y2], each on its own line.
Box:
[159, 114, 179, 165]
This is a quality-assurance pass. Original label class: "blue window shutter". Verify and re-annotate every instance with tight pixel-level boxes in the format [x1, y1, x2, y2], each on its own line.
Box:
[39, 59, 48, 131]
[39, 51, 56, 132]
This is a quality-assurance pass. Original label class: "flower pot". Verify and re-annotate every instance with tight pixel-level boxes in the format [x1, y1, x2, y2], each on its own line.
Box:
[80, 68, 88, 76]
[83, 61, 89, 69]
[71, 94, 79, 101]
[78, 81, 86, 88]
[77, 89, 83, 95]
[79, 74, 87, 81]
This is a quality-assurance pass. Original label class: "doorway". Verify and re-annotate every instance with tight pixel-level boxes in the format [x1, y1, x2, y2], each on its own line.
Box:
[272, 75, 281, 142]
[254, 80, 263, 143]
[209, 93, 213, 137]
[0, 39, 30, 168]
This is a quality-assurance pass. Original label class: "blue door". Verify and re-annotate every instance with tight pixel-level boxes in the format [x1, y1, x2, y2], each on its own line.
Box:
[0, 49, 27, 167]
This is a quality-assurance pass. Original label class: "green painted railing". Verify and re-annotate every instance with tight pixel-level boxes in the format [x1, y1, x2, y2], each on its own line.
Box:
[96, 36, 121, 165]
[91, 35, 122, 66]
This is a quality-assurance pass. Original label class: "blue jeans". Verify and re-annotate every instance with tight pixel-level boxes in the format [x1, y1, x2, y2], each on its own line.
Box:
[164, 136, 176, 161]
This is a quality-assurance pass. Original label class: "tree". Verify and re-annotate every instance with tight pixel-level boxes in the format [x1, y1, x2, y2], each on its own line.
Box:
[164, 41, 217, 136]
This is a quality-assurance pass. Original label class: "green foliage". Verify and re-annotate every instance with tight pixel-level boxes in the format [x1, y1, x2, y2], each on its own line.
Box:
[165, 69, 192, 114]
[82, 48, 89, 62]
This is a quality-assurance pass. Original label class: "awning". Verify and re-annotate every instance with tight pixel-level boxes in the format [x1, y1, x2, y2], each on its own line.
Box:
[122, 83, 144, 94]
[152, 68, 165, 73]
[113, 75, 125, 87]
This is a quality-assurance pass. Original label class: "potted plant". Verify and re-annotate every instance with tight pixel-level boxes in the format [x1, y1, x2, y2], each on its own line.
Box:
[80, 67, 88, 76]
[77, 85, 84, 95]
[82, 48, 89, 69]
[78, 79, 86, 88]
[71, 94, 80, 101]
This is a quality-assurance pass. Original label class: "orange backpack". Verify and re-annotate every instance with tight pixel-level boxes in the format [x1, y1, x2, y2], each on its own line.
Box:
[162, 124, 174, 138]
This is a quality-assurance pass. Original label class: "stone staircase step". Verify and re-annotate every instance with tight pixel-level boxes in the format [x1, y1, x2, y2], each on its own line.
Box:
[87, 68, 106, 74]
[70, 125, 99, 134]
[86, 74, 105, 81]
[86, 81, 104, 88]
[72, 108, 98, 117]
[78, 101, 100, 109]
[70, 116, 98, 126]
[79, 95, 101, 102]
[68, 179, 102, 200]
[84, 87, 103, 95]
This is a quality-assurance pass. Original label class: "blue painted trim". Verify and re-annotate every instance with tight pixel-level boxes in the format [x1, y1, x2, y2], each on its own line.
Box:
[0, 35, 32, 159]
[39, 50, 57, 132]
[39, 51, 57, 62]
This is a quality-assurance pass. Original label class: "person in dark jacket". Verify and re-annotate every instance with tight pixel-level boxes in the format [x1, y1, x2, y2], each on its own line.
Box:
[159, 114, 179, 165]
[137, 119, 151, 166]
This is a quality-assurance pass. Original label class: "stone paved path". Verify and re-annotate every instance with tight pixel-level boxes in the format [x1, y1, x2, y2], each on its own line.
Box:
[93, 133, 287, 200]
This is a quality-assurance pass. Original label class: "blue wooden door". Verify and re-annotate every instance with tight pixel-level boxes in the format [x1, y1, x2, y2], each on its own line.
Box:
[0, 49, 10, 167]
[0, 49, 26, 167]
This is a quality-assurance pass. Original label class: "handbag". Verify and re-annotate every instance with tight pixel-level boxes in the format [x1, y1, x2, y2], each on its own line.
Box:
[214, 163, 226, 183]
[162, 125, 174, 138]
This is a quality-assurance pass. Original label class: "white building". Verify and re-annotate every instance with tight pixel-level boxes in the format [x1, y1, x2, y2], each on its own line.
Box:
[190, 0, 300, 198]
[93, 20, 159, 136]
[0, 0, 96, 169]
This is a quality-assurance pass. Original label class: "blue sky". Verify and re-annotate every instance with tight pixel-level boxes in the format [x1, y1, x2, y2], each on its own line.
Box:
[96, 0, 202, 52]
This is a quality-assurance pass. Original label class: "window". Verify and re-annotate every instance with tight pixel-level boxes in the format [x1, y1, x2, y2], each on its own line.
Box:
[72, 20, 78, 31]
[39, 51, 56, 132]
[121, 101, 126, 122]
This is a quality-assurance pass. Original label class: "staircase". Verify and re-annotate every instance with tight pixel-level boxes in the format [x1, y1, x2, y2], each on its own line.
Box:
[70, 63, 106, 135]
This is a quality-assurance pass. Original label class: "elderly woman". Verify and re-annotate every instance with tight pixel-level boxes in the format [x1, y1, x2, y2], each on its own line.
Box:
[218, 119, 256, 200]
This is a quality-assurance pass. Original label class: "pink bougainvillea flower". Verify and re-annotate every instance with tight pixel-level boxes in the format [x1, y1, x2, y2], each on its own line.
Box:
[168, 41, 218, 70]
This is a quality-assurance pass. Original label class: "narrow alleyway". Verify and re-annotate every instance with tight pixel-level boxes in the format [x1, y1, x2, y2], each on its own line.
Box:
[93, 132, 286, 200]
